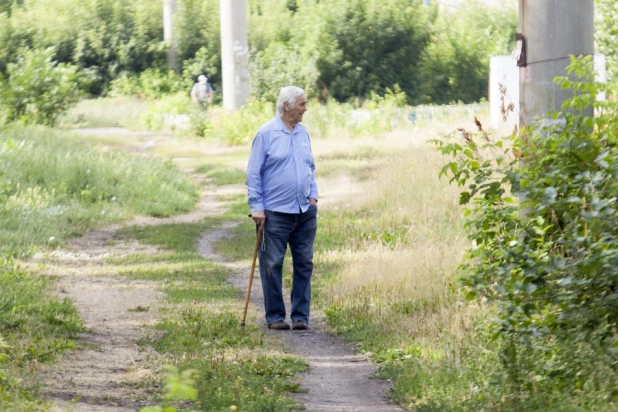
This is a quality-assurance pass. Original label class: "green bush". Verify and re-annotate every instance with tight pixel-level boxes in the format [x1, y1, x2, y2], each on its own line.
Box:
[433, 56, 618, 405]
[315, 0, 431, 103]
[0, 48, 80, 126]
[417, 0, 517, 104]
[110, 68, 187, 100]
[193, 100, 274, 145]
[250, 43, 320, 102]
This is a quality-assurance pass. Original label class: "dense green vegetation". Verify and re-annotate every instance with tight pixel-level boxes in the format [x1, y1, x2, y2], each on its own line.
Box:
[0, 0, 517, 106]
[430, 57, 618, 409]
[597, 0, 618, 81]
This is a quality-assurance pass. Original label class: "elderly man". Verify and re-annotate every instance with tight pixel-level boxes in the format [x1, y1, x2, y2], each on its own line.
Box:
[246, 86, 318, 331]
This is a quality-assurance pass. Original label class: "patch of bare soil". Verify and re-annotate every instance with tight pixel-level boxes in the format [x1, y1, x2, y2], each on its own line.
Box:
[198, 229, 404, 412]
[40, 238, 163, 411]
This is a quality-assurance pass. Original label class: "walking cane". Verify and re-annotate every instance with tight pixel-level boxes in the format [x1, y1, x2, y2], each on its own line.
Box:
[241, 225, 263, 328]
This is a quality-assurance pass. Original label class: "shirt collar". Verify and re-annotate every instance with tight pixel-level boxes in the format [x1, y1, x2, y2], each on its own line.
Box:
[275, 115, 299, 134]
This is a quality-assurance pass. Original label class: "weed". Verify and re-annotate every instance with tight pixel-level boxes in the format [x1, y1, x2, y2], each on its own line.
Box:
[128, 306, 150, 312]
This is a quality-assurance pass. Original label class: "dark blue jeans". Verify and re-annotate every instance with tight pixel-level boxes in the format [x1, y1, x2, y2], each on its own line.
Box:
[258, 206, 317, 325]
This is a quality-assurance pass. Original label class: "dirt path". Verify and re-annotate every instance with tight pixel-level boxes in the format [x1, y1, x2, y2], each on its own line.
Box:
[40, 188, 402, 411]
[38, 127, 401, 411]
[39, 185, 231, 411]
[198, 226, 404, 412]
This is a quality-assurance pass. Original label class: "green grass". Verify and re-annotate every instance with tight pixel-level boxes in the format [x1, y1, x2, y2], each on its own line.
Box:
[116, 219, 308, 411]
[0, 125, 198, 256]
[0, 256, 86, 410]
[194, 164, 247, 185]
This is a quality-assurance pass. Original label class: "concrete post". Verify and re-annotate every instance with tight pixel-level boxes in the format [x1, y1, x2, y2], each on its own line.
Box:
[519, 0, 594, 126]
[163, 0, 178, 73]
[220, 0, 250, 110]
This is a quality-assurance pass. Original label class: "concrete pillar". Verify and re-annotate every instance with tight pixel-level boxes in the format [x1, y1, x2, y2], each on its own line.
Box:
[220, 0, 250, 110]
[163, 0, 178, 73]
[519, 0, 594, 126]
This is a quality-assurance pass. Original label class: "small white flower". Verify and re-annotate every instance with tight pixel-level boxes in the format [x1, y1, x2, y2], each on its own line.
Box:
[48, 236, 55, 243]
[101, 210, 106, 215]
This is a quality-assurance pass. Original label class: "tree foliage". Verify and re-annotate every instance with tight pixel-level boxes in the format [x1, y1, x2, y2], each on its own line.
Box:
[0, 0, 519, 105]
[596, 0, 618, 82]
[418, 0, 517, 104]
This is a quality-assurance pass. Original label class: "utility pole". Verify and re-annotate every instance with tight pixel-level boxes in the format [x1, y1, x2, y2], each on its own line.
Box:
[518, 0, 594, 126]
[163, 0, 179, 73]
[220, 0, 249, 110]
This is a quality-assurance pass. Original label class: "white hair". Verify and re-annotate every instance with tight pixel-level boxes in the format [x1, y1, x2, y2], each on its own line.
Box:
[276, 86, 306, 116]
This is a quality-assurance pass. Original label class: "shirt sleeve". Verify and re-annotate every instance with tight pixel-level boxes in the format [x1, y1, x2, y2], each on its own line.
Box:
[308, 139, 318, 201]
[246, 131, 266, 212]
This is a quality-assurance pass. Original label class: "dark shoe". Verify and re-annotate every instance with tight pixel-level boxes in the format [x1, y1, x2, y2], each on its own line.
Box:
[292, 320, 309, 330]
[268, 320, 290, 330]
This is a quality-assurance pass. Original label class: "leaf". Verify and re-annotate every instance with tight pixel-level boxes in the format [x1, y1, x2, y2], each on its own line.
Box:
[449, 162, 458, 175]
[459, 191, 471, 204]
[543, 187, 557, 204]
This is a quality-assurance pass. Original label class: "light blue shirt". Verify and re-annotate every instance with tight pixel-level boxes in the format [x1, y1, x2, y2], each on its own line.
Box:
[246, 115, 318, 214]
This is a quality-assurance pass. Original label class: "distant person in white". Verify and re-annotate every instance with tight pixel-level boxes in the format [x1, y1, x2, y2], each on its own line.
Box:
[191, 75, 214, 104]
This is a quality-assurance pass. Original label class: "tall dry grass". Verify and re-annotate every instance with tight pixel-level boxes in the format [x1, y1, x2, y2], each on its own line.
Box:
[317, 145, 471, 344]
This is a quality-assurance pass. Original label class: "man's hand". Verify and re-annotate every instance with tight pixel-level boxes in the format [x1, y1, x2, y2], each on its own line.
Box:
[309, 198, 318, 206]
[251, 210, 266, 227]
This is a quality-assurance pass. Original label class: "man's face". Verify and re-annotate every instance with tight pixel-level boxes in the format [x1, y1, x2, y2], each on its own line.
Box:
[285, 95, 307, 124]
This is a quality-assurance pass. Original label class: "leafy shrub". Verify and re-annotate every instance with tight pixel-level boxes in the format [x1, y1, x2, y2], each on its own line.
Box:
[417, 0, 517, 104]
[193, 100, 274, 145]
[0, 48, 80, 126]
[141, 366, 200, 412]
[182, 46, 220, 92]
[110, 68, 187, 100]
[433, 56, 618, 404]
[316, 0, 430, 104]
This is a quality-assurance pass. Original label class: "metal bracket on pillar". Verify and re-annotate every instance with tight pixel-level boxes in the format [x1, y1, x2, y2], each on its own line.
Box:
[513, 33, 526, 67]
